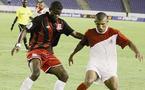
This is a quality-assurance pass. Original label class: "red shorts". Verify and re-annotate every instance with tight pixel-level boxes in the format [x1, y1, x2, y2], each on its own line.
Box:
[27, 49, 61, 72]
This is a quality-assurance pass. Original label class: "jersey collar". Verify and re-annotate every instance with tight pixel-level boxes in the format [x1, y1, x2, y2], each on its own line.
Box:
[96, 26, 108, 34]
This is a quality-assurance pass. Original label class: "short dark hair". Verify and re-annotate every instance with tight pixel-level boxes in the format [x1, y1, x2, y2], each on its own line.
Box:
[22, 0, 27, 3]
[96, 12, 108, 21]
[37, 1, 44, 3]
[49, 1, 63, 10]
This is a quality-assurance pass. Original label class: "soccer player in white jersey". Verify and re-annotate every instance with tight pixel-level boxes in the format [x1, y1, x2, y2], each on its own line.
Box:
[34, 1, 47, 16]
[68, 12, 143, 90]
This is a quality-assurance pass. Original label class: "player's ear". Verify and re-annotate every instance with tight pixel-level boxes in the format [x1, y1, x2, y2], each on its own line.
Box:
[107, 16, 109, 22]
[94, 20, 96, 23]
[107, 20, 109, 23]
[94, 19, 98, 23]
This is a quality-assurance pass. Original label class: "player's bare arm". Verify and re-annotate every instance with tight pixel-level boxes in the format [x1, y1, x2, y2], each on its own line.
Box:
[68, 42, 85, 66]
[70, 31, 84, 39]
[11, 17, 18, 31]
[11, 29, 27, 56]
[128, 40, 143, 61]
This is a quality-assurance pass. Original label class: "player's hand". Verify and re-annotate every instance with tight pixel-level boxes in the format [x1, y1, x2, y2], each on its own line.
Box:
[68, 54, 74, 66]
[135, 53, 143, 62]
[11, 43, 21, 56]
[11, 26, 14, 31]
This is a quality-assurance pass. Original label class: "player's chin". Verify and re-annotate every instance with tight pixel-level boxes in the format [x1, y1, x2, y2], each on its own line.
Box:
[54, 13, 60, 16]
[98, 30, 103, 33]
[39, 8, 44, 10]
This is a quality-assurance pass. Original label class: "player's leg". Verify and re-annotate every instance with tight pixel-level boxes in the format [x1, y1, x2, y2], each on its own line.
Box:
[23, 36, 29, 50]
[18, 24, 28, 50]
[77, 70, 99, 90]
[104, 76, 118, 90]
[20, 58, 41, 90]
[29, 59, 41, 81]
[22, 26, 29, 50]
[47, 65, 68, 90]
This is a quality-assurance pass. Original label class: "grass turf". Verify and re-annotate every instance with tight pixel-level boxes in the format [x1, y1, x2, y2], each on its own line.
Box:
[0, 13, 145, 90]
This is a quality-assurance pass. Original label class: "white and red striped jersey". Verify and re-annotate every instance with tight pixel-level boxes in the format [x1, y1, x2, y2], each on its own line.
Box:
[82, 27, 130, 80]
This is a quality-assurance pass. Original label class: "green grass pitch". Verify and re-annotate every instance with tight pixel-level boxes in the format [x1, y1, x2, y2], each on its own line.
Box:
[0, 13, 145, 90]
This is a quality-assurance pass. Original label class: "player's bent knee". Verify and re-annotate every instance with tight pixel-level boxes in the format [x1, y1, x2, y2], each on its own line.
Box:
[85, 79, 94, 86]
[59, 72, 69, 82]
[110, 87, 118, 90]
[31, 70, 40, 81]
[108, 84, 118, 90]
[111, 85, 118, 90]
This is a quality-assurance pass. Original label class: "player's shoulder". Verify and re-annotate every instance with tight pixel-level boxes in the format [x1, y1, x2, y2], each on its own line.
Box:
[108, 27, 120, 34]
[26, 7, 32, 11]
[17, 7, 23, 11]
[84, 28, 96, 35]
[32, 14, 45, 23]
[86, 28, 96, 33]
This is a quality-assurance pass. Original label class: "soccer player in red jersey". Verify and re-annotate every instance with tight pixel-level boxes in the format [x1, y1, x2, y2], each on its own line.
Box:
[11, 1, 83, 90]
[68, 12, 143, 90]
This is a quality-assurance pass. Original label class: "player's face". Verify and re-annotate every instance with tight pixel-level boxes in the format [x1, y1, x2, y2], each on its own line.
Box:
[36, 3, 45, 10]
[50, 8, 62, 16]
[94, 17, 108, 34]
[22, 1, 28, 7]
[49, 8, 62, 23]
[49, 7, 62, 23]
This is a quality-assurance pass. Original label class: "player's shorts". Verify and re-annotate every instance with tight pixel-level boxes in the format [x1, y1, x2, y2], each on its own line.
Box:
[18, 24, 26, 32]
[86, 59, 117, 82]
[27, 49, 61, 72]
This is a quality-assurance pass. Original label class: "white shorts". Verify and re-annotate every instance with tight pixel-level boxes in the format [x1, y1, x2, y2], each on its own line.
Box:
[86, 59, 117, 82]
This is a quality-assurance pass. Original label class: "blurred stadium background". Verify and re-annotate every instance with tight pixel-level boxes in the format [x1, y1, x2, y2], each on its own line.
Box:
[0, 0, 145, 90]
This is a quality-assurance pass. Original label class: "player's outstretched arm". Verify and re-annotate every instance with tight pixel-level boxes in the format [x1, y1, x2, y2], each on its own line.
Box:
[68, 42, 85, 66]
[70, 31, 84, 40]
[128, 40, 143, 62]
[11, 29, 27, 56]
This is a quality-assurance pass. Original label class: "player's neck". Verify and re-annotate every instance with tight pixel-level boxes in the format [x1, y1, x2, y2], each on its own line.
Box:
[96, 26, 108, 34]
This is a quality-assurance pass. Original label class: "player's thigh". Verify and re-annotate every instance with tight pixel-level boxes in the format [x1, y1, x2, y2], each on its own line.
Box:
[104, 76, 118, 90]
[29, 58, 41, 73]
[18, 24, 26, 31]
[84, 70, 99, 84]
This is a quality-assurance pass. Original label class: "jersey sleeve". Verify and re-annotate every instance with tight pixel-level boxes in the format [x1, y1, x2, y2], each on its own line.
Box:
[28, 9, 33, 17]
[16, 9, 19, 17]
[116, 31, 130, 49]
[61, 19, 74, 36]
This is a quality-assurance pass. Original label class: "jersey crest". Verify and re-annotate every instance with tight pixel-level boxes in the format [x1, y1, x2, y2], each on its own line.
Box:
[56, 23, 62, 31]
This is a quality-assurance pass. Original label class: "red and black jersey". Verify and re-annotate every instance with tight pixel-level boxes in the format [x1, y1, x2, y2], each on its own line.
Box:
[27, 12, 74, 51]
